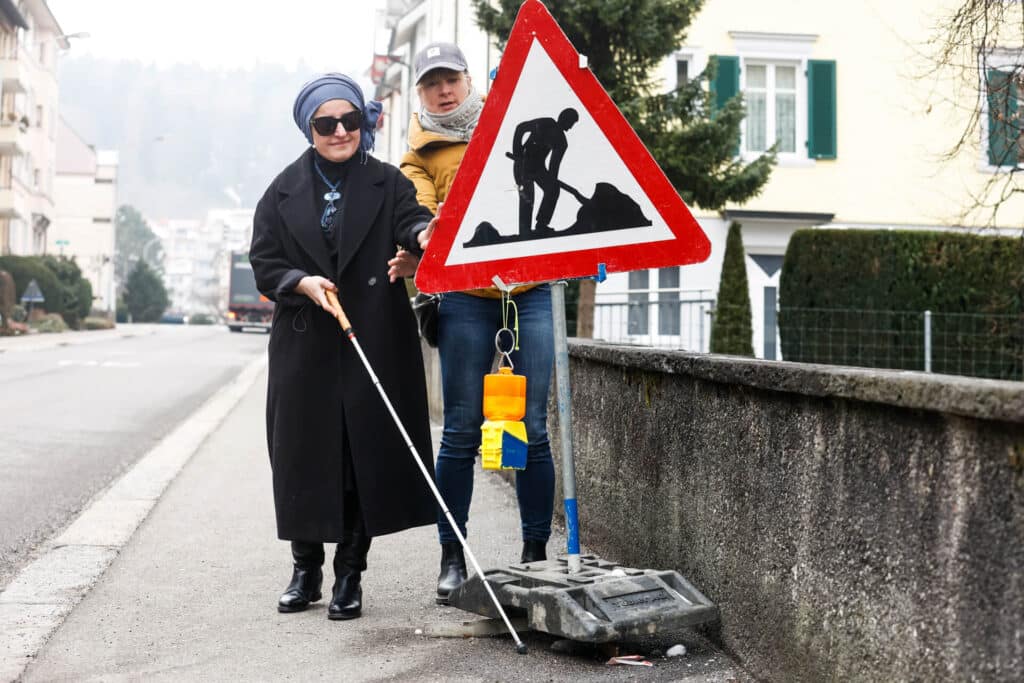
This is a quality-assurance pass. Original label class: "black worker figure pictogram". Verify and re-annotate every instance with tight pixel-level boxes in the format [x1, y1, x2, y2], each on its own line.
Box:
[512, 107, 579, 237]
[463, 108, 654, 248]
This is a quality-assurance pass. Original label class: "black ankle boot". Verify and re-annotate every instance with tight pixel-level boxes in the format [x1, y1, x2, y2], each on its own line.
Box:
[521, 540, 547, 563]
[278, 542, 324, 613]
[436, 542, 467, 605]
[328, 527, 370, 621]
[328, 571, 362, 620]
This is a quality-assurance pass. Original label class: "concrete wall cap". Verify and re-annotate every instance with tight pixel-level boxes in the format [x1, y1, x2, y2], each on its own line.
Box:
[569, 339, 1024, 424]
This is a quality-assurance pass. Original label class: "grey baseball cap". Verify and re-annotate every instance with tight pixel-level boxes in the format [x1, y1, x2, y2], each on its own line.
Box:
[413, 42, 468, 84]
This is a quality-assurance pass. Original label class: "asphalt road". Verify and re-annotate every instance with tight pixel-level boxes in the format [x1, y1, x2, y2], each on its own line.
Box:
[0, 324, 268, 591]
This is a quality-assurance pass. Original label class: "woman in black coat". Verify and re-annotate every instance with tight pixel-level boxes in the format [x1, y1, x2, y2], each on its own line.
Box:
[250, 73, 436, 621]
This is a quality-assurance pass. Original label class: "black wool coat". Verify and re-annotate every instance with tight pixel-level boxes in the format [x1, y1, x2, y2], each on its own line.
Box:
[250, 148, 436, 541]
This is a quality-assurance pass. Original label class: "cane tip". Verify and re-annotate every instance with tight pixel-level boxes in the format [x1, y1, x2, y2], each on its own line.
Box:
[516, 642, 528, 655]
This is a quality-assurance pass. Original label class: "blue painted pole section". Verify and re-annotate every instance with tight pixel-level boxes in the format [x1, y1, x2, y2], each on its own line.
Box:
[550, 281, 581, 573]
[563, 498, 580, 555]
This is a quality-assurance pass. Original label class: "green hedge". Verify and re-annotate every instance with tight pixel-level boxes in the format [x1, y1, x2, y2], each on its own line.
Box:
[39, 255, 91, 328]
[0, 270, 13, 328]
[0, 255, 63, 318]
[31, 312, 69, 334]
[82, 316, 115, 330]
[779, 229, 1023, 380]
[0, 255, 95, 329]
[73, 276, 93, 321]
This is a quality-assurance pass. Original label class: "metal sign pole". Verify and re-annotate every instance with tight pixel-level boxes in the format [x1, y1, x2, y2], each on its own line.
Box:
[550, 280, 581, 574]
[446, 275, 720, 641]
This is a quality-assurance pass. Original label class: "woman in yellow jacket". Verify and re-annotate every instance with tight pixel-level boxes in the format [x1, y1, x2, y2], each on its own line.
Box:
[398, 43, 556, 605]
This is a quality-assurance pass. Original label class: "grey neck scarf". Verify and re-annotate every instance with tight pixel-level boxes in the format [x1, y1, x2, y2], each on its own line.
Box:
[419, 86, 483, 141]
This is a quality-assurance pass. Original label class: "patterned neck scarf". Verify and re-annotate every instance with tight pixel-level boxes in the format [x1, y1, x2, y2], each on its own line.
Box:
[418, 86, 483, 142]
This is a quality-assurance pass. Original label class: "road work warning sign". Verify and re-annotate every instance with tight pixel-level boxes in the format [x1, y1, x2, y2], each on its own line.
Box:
[415, 0, 711, 293]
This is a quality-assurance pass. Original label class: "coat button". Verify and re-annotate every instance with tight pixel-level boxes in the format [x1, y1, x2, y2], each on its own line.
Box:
[367, 276, 377, 286]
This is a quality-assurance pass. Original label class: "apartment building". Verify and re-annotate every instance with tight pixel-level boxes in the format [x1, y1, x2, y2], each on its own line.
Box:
[205, 208, 256, 315]
[0, 0, 66, 256]
[51, 117, 118, 313]
[151, 209, 254, 318]
[372, 0, 495, 165]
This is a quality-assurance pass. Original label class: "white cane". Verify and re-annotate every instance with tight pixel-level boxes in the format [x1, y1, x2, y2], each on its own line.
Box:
[325, 290, 528, 655]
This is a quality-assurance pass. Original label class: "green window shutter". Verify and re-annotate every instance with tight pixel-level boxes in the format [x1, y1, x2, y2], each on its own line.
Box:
[987, 69, 1018, 166]
[807, 60, 837, 159]
[711, 55, 740, 155]
[710, 55, 740, 115]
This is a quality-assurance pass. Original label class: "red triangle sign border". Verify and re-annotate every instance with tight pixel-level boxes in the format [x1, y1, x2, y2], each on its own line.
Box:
[415, 0, 711, 294]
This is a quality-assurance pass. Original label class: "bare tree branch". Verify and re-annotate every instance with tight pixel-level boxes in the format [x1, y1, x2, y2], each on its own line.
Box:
[924, 0, 1024, 227]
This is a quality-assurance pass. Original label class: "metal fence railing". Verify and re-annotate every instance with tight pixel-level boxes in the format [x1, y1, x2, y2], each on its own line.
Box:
[586, 301, 1023, 382]
[777, 307, 1023, 382]
[593, 298, 715, 352]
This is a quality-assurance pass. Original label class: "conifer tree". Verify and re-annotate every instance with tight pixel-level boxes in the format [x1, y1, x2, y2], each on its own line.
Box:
[115, 205, 163, 290]
[710, 222, 753, 356]
[123, 260, 169, 323]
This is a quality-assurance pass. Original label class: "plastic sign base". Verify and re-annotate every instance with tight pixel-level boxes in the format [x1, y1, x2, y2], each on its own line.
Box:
[446, 554, 718, 643]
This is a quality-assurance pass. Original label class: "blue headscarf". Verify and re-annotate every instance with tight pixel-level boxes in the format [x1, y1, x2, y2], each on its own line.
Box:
[292, 73, 383, 156]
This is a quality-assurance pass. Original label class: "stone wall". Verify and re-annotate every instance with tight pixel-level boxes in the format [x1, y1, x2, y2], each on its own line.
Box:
[548, 341, 1024, 681]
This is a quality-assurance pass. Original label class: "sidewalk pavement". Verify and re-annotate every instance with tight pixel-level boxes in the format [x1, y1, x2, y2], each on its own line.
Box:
[7, 362, 743, 682]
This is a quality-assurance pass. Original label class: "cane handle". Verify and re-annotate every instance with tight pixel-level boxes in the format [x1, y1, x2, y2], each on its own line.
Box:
[324, 290, 351, 330]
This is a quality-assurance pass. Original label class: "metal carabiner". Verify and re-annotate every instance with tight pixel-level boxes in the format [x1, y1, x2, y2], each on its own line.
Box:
[495, 327, 516, 370]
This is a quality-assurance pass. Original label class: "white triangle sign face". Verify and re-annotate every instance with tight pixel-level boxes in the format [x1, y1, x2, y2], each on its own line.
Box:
[415, 0, 710, 293]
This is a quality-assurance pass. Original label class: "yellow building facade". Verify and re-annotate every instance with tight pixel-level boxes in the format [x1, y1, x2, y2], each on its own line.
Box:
[674, 0, 1024, 228]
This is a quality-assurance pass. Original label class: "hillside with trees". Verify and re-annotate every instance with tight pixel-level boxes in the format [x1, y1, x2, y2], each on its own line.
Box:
[58, 57, 315, 220]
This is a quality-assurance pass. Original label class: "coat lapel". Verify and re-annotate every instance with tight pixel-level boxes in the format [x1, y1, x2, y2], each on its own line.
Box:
[277, 149, 334, 278]
[336, 158, 386, 278]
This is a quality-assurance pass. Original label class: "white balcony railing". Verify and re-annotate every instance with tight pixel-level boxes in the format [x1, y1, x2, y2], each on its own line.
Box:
[0, 57, 29, 94]
[0, 121, 27, 155]
[0, 186, 29, 219]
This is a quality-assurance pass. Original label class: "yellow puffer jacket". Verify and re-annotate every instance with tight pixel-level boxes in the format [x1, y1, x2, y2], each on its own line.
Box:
[400, 110, 534, 299]
[400, 113, 464, 215]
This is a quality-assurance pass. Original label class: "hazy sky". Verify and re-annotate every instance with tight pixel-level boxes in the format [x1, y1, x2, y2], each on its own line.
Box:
[49, 0, 380, 73]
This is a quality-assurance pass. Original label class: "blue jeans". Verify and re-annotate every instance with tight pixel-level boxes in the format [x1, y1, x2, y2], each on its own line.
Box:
[435, 285, 555, 544]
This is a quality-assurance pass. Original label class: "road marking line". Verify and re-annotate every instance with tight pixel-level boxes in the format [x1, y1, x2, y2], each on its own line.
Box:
[56, 360, 142, 368]
[0, 351, 268, 682]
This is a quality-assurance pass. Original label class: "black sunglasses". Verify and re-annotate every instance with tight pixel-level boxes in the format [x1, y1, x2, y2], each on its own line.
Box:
[311, 110, 363, 136]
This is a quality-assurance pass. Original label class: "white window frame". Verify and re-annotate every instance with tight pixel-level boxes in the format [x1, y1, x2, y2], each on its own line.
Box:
[729, 32, 818, 168]
[671, 48, 707, 91]
[979, 47, 1024, 173]
[741, 59, 803, 160]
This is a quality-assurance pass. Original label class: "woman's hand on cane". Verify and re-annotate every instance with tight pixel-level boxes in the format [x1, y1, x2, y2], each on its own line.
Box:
[295, 276, 339, 316]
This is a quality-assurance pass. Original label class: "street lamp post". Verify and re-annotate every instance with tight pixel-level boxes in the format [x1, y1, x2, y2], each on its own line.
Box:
[54, 32, 89, 50]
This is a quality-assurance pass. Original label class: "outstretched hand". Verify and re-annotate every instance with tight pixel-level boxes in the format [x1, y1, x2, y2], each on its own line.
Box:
[387, 217, 440, 283]
[388, 248, 420, 282]
[417, 217, 438, 252]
